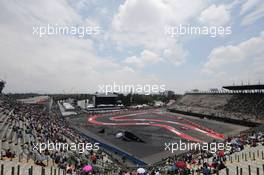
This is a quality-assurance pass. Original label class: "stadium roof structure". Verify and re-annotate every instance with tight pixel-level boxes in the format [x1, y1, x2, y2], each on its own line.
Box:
[223, 84, 264, 91]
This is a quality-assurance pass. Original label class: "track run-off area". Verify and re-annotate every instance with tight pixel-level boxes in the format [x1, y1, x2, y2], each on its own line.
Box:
[87, 110, 225, 143]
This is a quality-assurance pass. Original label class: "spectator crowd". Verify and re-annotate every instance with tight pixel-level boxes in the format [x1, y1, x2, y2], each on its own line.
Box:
[1, 94, 264, 175]
[117, 130, 264, 175]
[0, 95, 119, 174]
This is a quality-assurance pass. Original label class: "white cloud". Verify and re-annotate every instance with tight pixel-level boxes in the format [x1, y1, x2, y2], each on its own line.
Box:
[110, 0, 206, 66]
[0, 0, 161, 93]
[240, 0, 260, 15]
[112, 0, 205, 32]
[2, 0, 81, 25]
[163, 46, 187, 65]
[240, 1, 264, 26]
[1, 0, 262, 94]
[203, 31, 264, 82]
[123, 50, 161, 68]
[199, 4, 231, 26]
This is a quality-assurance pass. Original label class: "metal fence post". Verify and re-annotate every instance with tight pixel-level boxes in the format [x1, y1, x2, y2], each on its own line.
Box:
[11, 167, 14, 175]
[1, 164, 4, 175]
[41, 167, 45, 175]
[17, 165, 20, 175]
[226, 168, 229, 175]
[257, 167, 259, 175]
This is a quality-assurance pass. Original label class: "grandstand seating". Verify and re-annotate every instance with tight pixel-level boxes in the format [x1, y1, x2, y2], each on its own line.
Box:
[1, 93, 264, 175]
[0, 96, 120, 175]
[178, 94, 232, 110]
[224, 94, 264, 120]
[172, 93, 264, 122]
[220, 144, 264, 175]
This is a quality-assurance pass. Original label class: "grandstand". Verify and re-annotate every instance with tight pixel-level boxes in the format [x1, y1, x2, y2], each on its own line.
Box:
[0, 83, 264, 175]
[170, 84, 264, 124]
[17, 96, 50, 105]
[0, 96, 120, 175]
[93, 94, 119, 108]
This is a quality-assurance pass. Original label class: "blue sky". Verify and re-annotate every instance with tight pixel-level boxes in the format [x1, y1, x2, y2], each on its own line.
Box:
[0, 0, 264, 93]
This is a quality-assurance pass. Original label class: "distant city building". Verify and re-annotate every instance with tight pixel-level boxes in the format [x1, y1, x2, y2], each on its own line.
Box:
[163, 90, 175, 97]
[210, 88, 219, 93]
[191, 89, 199, 93]
[77, 99, 90, 109]
[154, 101, 164, 107]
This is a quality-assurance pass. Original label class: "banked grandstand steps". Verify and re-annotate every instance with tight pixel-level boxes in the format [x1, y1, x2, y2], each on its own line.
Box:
[0, 159, 118, 175]
[0, 108, 64, 175]
[191, 143, 264, 175]
[220, 144, 264, 175]
[0, 97, 120, 175]
[152, 143, 264, 175]
[170, 93, 264, 125]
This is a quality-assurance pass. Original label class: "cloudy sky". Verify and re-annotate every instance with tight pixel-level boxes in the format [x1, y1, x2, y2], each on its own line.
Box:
[0, 0, 264, 94]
